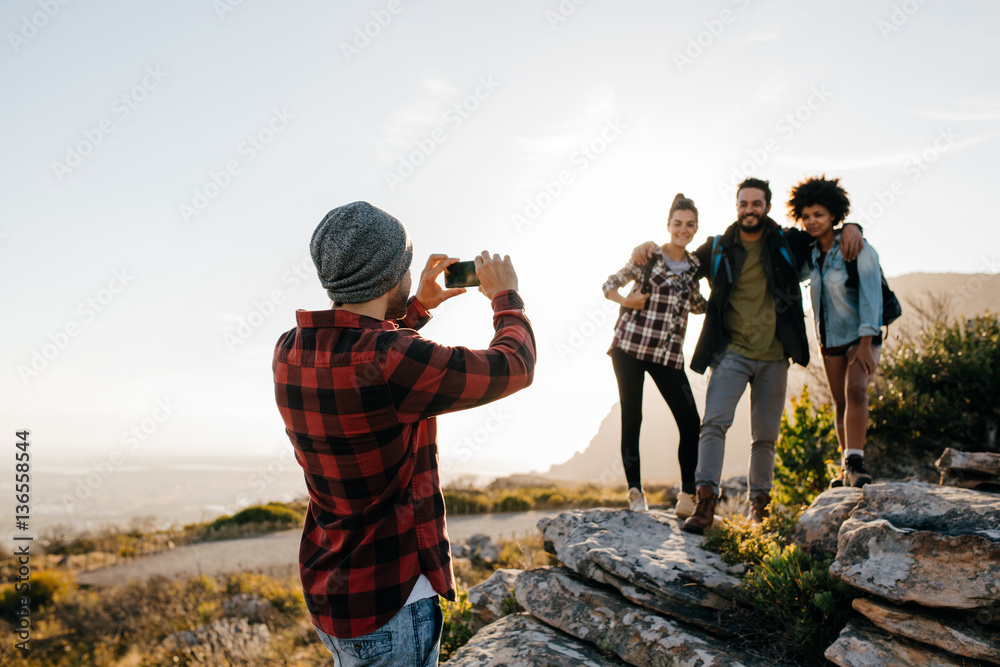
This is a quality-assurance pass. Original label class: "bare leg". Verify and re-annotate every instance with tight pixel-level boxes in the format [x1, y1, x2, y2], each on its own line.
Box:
[844, 345, 882, 451]
[822, 355, 849, 455]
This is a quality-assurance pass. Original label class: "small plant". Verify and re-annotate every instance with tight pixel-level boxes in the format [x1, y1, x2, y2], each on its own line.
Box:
[740, 543, 854, 656]
[439, 591, 477, 661]
[703, 502, 854, 662]
[773, 386, 840, 508]
[209, 503, 302, 531]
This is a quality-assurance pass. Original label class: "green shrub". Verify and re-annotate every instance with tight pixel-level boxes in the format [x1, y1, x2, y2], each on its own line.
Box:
[703, 507, 797, 567]
[209, 503, 302, 531]
[0, 569, 75, 621]
[869, 313, 1000, 477]
[494, 493, 531, 513]
[703, 496, 854, 661]
[439, 591, 476, 661]
[443, 492, 491, 515]
[773, 386, 840, 508]
[740, 543, 854, 656]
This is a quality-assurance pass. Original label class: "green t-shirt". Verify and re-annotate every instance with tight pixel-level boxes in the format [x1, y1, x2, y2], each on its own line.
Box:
[724, 238, 786, 361]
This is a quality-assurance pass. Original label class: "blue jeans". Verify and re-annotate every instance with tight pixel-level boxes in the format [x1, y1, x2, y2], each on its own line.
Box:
[695, 350, 788, 498]
[315, 596, 442, 667]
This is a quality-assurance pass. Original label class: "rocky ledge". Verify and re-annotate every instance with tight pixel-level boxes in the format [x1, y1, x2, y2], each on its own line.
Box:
[445, 461, 1000, 666]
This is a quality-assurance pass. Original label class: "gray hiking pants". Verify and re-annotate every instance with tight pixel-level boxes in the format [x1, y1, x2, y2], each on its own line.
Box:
[695, 350, 789, 499]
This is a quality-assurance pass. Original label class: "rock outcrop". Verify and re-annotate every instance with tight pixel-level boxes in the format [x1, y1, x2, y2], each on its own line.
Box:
[822, 480, 1000, 664]
[446, 477, 1000, 666]
[467, 568, 521, 630]
[515, 567, 769, 667]
[538, 508, 743, 634]
[444, 613, 630, 666]
[828, 482, 1000, 610]
[851, 597, 1000, 664]
[824, 618, 974, 667]
[936, 447, 1000, 491]
[443, 508, 773, 666]
[791, 487, 862, 557]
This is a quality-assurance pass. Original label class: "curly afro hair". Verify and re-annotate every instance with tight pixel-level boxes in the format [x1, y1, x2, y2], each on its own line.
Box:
[786, 176, 850, 225]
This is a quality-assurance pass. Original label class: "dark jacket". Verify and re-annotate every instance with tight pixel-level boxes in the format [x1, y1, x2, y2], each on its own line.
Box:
[689, 216, 814, 374]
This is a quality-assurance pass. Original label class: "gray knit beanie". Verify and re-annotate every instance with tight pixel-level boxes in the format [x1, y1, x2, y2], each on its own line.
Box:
[310, 201, 413, 304]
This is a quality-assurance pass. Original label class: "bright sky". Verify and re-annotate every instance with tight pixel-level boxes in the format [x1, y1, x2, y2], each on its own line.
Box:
[3, 1, 998, 491]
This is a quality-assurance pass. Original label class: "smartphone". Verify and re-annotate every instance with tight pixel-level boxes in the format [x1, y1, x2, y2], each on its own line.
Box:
[444, 260, 480, 288]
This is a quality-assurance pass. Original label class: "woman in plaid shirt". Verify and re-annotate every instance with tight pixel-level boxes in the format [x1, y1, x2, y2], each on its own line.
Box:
[603, 193, 706, 516]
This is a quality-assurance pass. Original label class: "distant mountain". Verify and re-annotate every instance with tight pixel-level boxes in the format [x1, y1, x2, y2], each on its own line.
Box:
[529, 273, 1000, 487]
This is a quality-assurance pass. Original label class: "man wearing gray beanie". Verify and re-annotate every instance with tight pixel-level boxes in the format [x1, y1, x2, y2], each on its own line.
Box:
[273, 201, 535, 666]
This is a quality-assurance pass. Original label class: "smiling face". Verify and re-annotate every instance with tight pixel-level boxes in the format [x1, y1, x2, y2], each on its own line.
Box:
[736, 187, 770, 234]
[799, 204, 837, 240]
[667, 209, 698, 249]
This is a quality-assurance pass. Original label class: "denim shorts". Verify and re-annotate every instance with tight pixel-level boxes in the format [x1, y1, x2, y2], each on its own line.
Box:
[315, 596, 442, 667]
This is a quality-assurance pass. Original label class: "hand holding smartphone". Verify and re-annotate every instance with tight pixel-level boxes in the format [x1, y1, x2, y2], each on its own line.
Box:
[444, 260, 481, 288]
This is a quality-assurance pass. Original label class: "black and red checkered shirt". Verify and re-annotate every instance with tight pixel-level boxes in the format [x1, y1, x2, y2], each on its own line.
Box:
[603, 250, 706, 369]
[272, 290, 534, 638]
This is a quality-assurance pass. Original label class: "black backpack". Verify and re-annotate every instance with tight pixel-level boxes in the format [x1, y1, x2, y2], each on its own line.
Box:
[844, 259, 902, 327]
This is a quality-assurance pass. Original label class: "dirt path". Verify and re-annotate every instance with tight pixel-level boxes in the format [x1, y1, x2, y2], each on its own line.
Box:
[76, 510, 561, 586]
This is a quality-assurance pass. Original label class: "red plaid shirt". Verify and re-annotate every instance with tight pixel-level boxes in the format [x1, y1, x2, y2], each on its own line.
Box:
[272, 290, 534, 638]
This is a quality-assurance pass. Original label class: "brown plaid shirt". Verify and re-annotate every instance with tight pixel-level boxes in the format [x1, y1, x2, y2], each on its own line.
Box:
[603, 250, 706, 368]
[272, 291, 534, 638]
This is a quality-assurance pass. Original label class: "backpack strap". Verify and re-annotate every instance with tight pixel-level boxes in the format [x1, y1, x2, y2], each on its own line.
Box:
[710, 234, 723, 281]
[640, 251, 659, 294]
[770, 225, 796, 269]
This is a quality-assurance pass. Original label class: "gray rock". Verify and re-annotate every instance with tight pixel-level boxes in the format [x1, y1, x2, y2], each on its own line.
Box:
[937, 448, 1000, 491]
[479, 544, 501, 564]
[830, 482, 1000, 610]
[468, 533, 491, 550]
[467, 568, 522, 629]
[936, 447, 1000, 475]
[466, 532, 501, 563]
[852, 597, 1000, 664]
[440, 613, 629, 667]
[791, 487, 863, 557]
[516, 567, 773, 667]
[538, 508, 743, 633]
[451, 543, 469, 559]
[824, 618, 973, 667]
[220, 594, 273, 622]
[856, 481, 1000, 540]
[161, 618, 271, 664]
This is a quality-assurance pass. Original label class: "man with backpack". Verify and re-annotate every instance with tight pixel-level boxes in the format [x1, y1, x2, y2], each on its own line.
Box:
[634, 178, 862, 532]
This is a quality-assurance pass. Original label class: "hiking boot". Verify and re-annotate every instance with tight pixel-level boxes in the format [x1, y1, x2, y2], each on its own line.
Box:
[844, 455, 872, 488]
[627, 487, 647, 512]
[675, 492, 696, 519]
[748, 493, 771, 523]
[681, 487, 717, 534]
[828, 469, 844, 488]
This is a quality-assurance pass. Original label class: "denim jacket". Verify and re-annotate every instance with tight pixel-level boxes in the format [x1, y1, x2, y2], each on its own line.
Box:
[810, 234, 882, 347]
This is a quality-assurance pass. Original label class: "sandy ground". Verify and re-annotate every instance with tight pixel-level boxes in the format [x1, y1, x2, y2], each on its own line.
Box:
[76, 510, 562, 586]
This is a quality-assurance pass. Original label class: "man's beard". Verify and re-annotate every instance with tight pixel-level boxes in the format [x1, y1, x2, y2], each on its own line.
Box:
[739, 213, 764, 234]
[386, 283, 409, 319]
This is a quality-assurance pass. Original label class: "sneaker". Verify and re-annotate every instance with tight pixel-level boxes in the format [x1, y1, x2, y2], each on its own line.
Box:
[675, 492, 696, 519]
[748, 493, 771, 523]
[627, 487, 647, 512]
[844, 455, 872, 488]
[681, 487, 717, 534]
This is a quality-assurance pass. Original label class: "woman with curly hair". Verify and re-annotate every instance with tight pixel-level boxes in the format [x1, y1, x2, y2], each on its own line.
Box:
[602, 193, 706, 514]
[787, 176, 882, 487]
